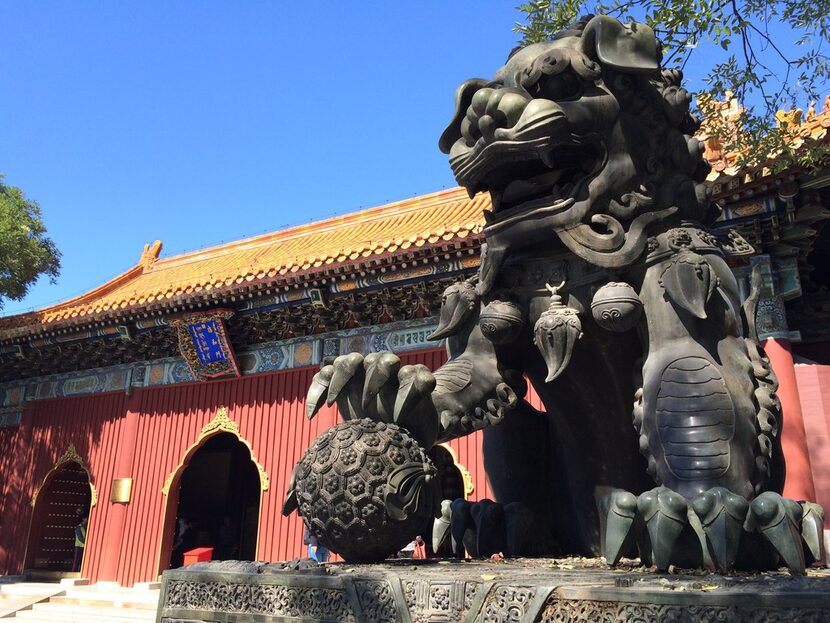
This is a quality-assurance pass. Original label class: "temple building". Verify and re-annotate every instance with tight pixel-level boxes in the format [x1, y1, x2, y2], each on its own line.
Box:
[1, 100, 829, 586]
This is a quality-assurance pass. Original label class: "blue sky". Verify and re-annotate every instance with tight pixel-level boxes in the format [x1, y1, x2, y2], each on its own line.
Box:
[0, 2, 820, 314]
[1, 1, 521, 314]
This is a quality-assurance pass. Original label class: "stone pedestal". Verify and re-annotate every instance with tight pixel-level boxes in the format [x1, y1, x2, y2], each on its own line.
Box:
[157, 558, 830, 623]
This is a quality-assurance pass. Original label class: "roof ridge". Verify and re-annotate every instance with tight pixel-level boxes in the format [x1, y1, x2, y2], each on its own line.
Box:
[150, 187, 469, 271]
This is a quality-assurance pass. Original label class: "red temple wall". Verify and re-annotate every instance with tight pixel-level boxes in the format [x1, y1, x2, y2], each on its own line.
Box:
[0, 424, 28, 573]
[0, 347, 503, 586]
[0, 392, 129, 580]
[795, 363, 830, 515]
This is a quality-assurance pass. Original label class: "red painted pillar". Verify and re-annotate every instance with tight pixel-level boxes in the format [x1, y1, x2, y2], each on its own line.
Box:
[96, 394, 141, 583]
[763, 337, 817, 501]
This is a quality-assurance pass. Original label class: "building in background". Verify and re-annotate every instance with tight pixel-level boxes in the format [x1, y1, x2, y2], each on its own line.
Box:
[1, 101, 828, 585]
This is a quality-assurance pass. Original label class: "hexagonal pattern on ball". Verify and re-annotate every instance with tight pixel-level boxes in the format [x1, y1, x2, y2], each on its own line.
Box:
[292, 418, 437, 562]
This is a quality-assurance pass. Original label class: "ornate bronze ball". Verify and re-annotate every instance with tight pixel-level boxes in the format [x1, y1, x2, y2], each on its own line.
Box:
[590, 282, 643, 332]
[291, 419, 438, 563]
[479, 300, 524, 344]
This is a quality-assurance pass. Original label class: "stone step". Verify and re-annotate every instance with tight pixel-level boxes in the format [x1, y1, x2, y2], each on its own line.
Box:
[15, 603, 156, 621]
[0, 581, 160, 621]
[61, 588, 159, 604]
[0, 584, 62, 597]
[0, 584, 65, 619]
[23, 572, 81, 584]
[0, 582, 160, 621]
[0, 597, 60, 620]
[12, 611, 154, 623]
[48, 595, 157, 610]
[32, 601, 156, 618]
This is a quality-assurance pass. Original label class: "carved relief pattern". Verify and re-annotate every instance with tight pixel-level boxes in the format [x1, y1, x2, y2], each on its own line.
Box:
[755, 296, 789, 340]
[536, 599, 830, 622]
[646, 225, 749, 265]
[430, 584, 450, 611]
[160, 573, 829, 623]
[402, 580, 418, 615]
[668, 229, 693, 250]
[199, 406, 240, 437]
[465, 582, 479, 612]
[479, 586, 535, 623]
[402, 579, 477, 623]
[722, 230, 755, 256]
[56, 443, 85, 469]
[354, 580, 397, 623]
[165, 580, 356, 622]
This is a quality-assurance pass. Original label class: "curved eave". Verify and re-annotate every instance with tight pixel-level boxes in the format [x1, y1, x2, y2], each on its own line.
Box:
[0, 224, 484, 343]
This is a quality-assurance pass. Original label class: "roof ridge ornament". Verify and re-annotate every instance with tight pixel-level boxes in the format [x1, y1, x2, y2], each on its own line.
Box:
[140, 240, 163, 271]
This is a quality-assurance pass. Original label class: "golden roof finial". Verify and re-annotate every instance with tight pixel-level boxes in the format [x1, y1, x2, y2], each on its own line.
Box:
[140, 240, 163, 271]
[775, 107, 803, 129]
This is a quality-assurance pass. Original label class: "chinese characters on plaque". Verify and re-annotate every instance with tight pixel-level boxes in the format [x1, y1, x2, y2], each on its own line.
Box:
[171, 310, 239, 381]
[187, 319, 227, 365]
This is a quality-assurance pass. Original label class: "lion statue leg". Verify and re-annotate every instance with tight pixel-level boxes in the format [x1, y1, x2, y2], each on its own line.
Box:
[599, 225, 820, 573]
[483, 271, 654, 557]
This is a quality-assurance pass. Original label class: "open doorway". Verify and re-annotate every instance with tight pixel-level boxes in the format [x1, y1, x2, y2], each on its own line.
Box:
[165, 432, 261, 568]
[26, 461, 92, 574]
[430, 445, 467, 502]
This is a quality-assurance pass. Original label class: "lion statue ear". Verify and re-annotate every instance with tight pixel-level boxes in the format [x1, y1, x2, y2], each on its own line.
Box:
[579, 15, 660, 73]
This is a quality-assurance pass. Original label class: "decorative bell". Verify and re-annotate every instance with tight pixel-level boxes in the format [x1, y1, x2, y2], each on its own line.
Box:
[479, 299, 524, 344]
[533, 282, 582, 382]
[591, 282, 643, 332]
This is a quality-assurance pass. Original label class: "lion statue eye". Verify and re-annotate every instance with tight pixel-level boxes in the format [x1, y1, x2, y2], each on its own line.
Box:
[533, 71, 583, 101]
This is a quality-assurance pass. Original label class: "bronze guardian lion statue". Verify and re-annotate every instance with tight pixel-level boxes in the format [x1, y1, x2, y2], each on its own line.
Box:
[285, 15, 824, 573]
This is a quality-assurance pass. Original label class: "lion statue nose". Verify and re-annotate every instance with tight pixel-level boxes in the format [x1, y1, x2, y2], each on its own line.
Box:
[464, 88, 531, 144]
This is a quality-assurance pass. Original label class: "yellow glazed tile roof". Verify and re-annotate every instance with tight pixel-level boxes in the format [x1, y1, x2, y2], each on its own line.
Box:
[0, 187, 488, 334]
[702, 96, 830, 183]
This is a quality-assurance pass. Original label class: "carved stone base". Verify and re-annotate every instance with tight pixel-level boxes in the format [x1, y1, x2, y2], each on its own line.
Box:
[157, 558, 830, 623]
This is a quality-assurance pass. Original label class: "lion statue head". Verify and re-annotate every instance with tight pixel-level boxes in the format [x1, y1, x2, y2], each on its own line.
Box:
[440, 15, 713, 292]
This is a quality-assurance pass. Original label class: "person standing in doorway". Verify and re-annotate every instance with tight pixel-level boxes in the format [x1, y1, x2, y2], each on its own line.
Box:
[217, 516, 237, 560]
[73, 516, 87, 572]
[171, 517, 197, 568]
[303, 523, 330, 563]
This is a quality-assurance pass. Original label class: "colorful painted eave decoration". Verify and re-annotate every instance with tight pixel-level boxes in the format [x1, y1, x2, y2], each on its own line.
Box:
[170, 310, 239, 381]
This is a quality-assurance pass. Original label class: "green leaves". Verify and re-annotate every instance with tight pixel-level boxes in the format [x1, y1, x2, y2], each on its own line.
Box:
[514, 1, 584, 44]
[514, 0, 830, 170]
[0, 175, 61, 310]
